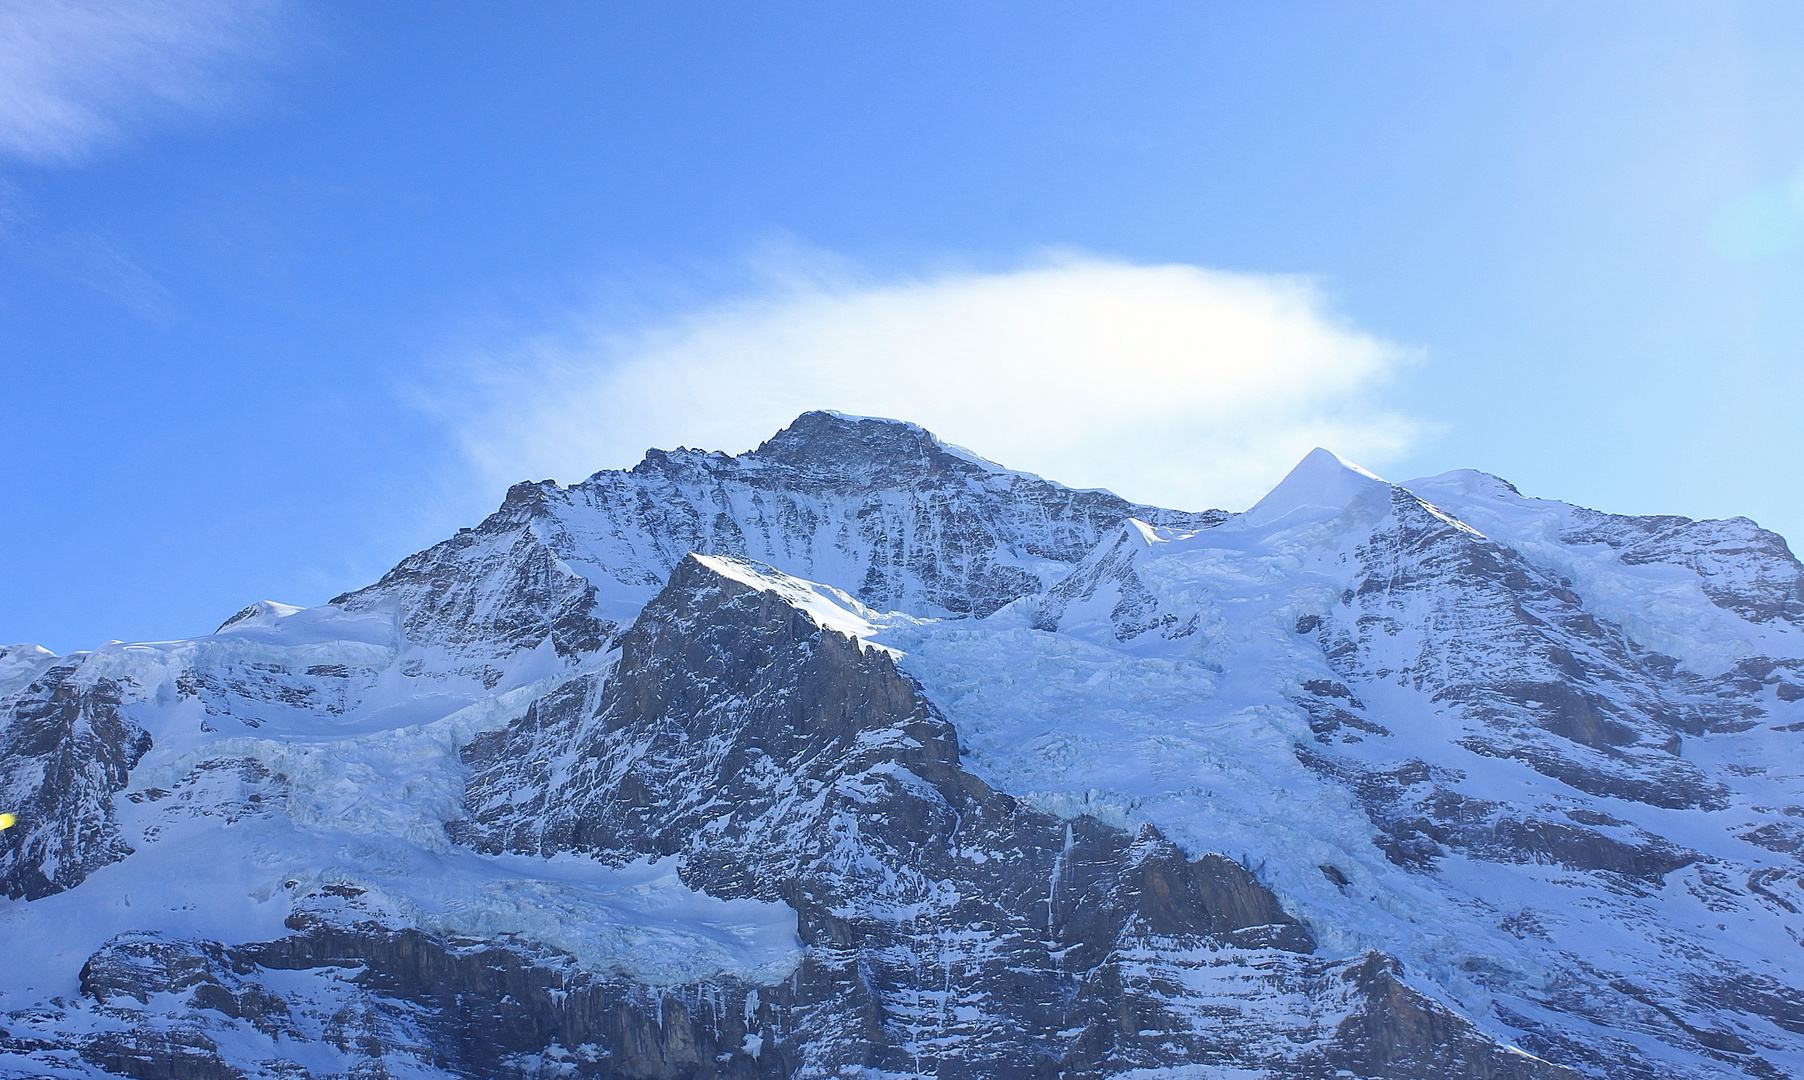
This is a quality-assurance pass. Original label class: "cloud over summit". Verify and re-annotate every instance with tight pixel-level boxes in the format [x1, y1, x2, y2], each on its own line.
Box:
[440, 252, 1428, 513]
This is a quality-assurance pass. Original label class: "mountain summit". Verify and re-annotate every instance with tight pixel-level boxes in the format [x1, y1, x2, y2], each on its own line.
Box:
[1, 415, 1801, 1080]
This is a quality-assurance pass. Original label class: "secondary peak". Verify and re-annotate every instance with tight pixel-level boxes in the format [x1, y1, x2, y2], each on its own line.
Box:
[1240, 447, 1392, 529]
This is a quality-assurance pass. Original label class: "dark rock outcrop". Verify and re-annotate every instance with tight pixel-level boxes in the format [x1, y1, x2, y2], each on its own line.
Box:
[1311, 488, 1745, 812]
[1560, 508, 1804, 627]
[0, 661, 151, 899]
[445, 554, 1565, 1080]
[10, 421, 1796, 1080]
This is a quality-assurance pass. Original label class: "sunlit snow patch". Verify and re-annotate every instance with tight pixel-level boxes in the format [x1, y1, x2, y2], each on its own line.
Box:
[693, 553, 909, 651]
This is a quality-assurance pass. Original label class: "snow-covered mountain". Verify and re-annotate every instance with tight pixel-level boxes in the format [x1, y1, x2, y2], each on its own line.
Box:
[1, 411, 1800, 1080]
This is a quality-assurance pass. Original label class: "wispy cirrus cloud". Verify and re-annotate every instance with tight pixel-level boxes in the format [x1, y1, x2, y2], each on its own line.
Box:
[0, 0, 291, 166]
[430, 248, 1430, 513]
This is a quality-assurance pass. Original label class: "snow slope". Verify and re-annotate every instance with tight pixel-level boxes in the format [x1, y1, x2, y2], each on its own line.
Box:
[0, 621, 802, 1000]
[871, 449, 1804, 1078]
[1, 417, 1800, 1080]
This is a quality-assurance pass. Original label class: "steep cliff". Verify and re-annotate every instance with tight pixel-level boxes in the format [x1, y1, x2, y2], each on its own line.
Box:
[1, 417, 1798, 1080]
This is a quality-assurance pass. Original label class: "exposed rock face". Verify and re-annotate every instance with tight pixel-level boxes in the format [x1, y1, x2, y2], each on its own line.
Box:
[10, 557, 1568, 1080]
[448, 554, 1562, 1080]
[3, 418, 1801, 1080]
[333, 411, 1223, 667]
[1030, 520, 1198, 642]
[54, 904, 1572, 1080]
[1316, 486, 1744, 812]
[339, 529, 612, 663]
[990, 450, 1804, 1077]
[1559, 508, 1804, 627]
[68, 902, 792, 1080]
[0, 660, 151, 899]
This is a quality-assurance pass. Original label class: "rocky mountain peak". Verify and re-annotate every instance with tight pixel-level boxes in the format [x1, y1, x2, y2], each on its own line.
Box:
[4, 416, 1802, 1080]
[614, 411, 974, 494]
[324, 414, 1229, 674]
[741, 409, 973, 483]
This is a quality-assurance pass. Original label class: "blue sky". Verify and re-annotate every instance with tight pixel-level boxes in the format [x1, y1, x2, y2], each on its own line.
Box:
[3, 1, 1802, 654]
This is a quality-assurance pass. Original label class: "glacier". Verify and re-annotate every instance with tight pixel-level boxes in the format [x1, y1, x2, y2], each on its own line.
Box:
[0, 411, 1799, 1080]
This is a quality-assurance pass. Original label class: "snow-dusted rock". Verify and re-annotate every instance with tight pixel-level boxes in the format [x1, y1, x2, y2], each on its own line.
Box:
[1, 416, 1799, 1079]
[0, 660, 150, 899]
[905, 448, 1804, 1078]
[332, 410, 1224, 668]
[452, 552, 1565, 1080]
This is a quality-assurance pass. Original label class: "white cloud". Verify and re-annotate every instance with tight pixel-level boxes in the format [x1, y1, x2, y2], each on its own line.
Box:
[0, 0, 289, 165]
[438, 251, 1428, 513]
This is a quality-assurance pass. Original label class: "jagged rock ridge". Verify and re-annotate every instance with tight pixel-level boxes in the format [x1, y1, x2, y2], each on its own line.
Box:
[37, 556, 1570, 1080]
[0, 418, 1800, 1080]
[332, 410, 1224, 662]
